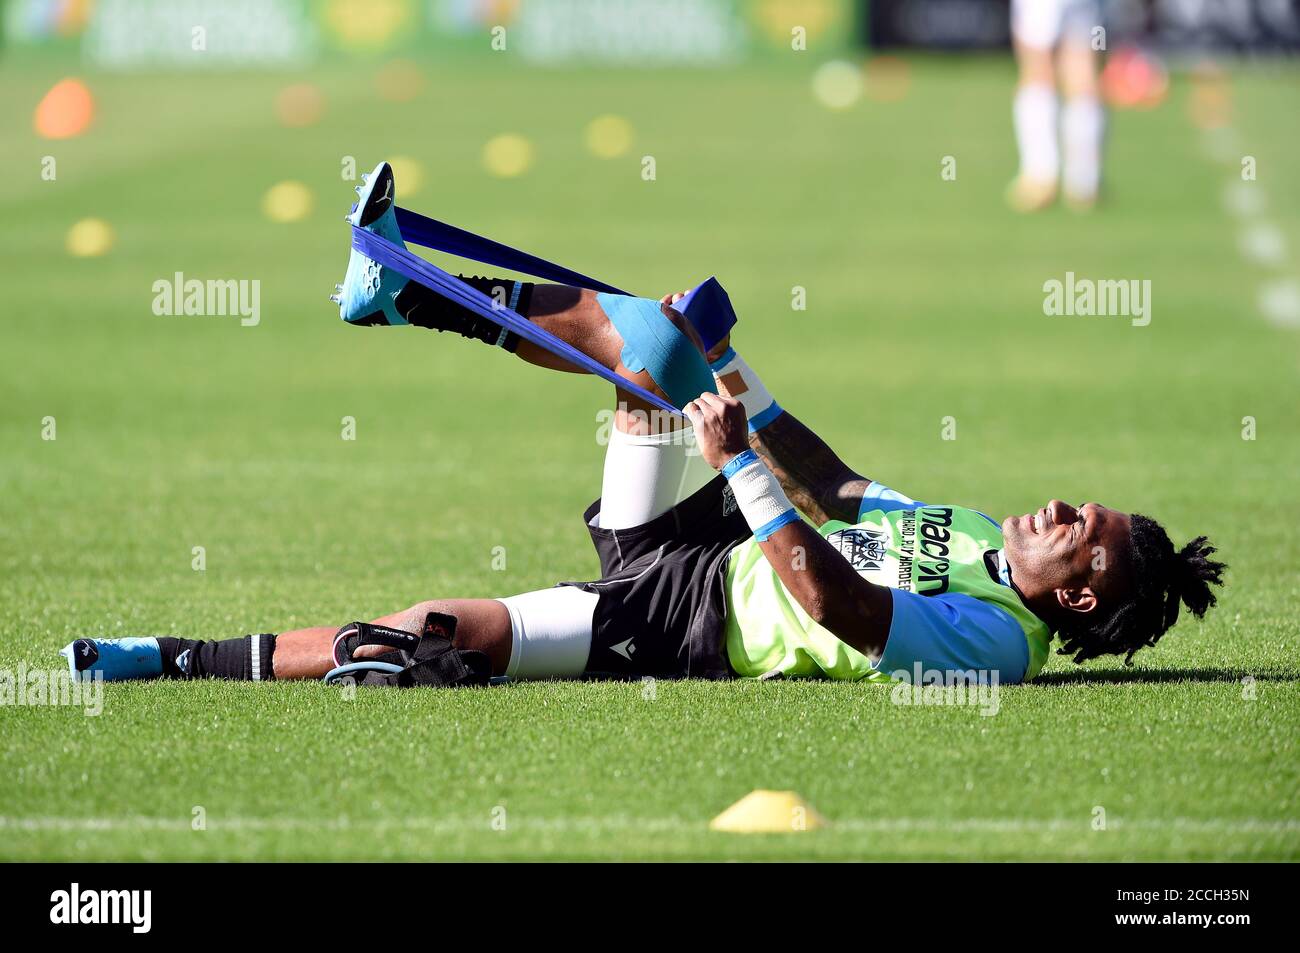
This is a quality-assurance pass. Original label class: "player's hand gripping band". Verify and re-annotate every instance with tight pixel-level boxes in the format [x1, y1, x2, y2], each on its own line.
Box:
[722, 449, 802, 541]
[350, 204, 739, 414]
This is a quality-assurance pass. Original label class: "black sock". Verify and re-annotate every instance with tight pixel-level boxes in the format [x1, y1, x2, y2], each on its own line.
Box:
[395, 275, 532, 351]
[156, 635, 276, 681]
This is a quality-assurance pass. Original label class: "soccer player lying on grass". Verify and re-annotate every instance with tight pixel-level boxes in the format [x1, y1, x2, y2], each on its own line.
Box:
[64, 162, 1225, 688]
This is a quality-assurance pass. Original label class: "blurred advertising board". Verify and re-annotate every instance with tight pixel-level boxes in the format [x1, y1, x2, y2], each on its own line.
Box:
[865, 0, 1300, 55]
[3, 0, 859, 66]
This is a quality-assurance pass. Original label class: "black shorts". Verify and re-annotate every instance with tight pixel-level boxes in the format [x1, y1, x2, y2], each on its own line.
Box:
[566, 474, 753, 680]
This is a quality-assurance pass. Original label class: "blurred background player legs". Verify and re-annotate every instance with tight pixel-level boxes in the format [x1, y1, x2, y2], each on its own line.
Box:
[1008, 0, 1105, 211]
[1057, 8, 1105, 209]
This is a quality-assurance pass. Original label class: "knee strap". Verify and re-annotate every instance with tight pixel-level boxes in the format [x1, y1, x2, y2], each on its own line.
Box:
[596, 294, 717, 409]
[324, 612, 491, 689]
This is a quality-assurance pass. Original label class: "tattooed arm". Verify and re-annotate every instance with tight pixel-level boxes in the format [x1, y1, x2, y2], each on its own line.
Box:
[745, 411, 871, 526]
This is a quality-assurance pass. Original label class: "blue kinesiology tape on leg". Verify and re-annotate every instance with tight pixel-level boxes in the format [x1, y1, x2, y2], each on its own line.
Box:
[596, 294, 718, 408]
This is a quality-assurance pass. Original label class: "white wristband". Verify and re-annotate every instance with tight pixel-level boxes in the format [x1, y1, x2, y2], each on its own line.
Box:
[722, 450, 801, 541]
[709, 348, 782, 432]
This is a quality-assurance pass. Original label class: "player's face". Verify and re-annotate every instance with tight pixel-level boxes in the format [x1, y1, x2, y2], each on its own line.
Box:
[1002, 500, 1133, 609]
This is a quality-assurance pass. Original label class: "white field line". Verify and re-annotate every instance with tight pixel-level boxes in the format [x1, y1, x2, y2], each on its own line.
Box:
[1, 815, 1296, 836]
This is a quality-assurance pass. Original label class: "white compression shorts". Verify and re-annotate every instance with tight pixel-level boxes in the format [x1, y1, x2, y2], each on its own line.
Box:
[495, 423, 714, 679]
[1011, 0, 1100, 50]
[496, 586, 599, 680]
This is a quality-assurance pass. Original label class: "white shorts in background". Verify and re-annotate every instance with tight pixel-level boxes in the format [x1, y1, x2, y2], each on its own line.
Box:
[1011, 0, 1100, 50]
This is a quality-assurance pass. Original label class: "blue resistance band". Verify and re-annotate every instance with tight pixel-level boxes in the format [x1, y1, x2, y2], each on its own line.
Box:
[393, 208, 628, 297]
[352, 205, 739, 413]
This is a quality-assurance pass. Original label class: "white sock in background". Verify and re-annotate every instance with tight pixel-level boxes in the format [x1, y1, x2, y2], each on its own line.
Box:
[1062, 95, 1104, 200]
[1013, 83, 1060, 182]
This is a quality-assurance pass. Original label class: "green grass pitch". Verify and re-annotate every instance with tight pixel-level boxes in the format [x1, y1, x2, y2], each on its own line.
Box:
[1, 52, 1297, 860]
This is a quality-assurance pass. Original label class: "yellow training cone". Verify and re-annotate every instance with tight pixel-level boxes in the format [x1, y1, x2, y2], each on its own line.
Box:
[709, 790, 826, 833]
[811, 60, 862, 111]
[262, 181, 314, 223]
[387, 155, 424, 198]
[482, 134, 534, 179]
[66, 218, 114, 258]
[584, 114, 633, 159]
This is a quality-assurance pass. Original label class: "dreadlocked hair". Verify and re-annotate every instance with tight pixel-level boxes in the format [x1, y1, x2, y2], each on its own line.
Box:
[1057, 514, 1226, 665]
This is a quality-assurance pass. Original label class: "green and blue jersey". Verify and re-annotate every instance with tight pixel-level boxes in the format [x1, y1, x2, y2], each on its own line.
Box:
[723, 482, 1052, 684]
